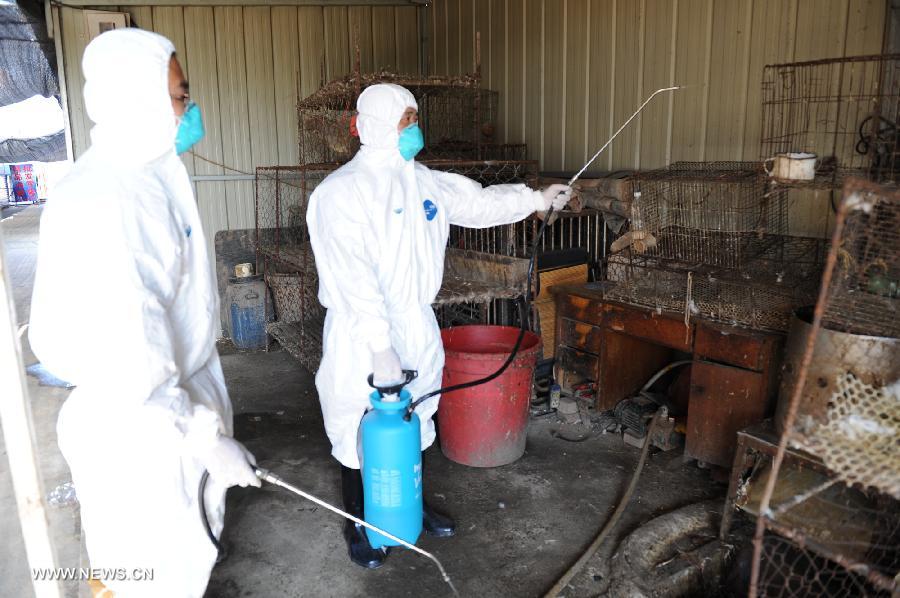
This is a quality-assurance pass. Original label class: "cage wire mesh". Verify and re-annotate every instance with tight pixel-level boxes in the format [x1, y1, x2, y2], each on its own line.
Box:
[761, 54, 900, 188]
[631, 162, 789, 269]
[603, 162, 817, 332]
[747, 178, 900, 597]
[297, 70, 507, 164]
[254, 160, 548, 367]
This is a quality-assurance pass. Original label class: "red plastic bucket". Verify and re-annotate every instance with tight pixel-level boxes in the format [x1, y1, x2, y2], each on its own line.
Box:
[438, 325, 542, 467]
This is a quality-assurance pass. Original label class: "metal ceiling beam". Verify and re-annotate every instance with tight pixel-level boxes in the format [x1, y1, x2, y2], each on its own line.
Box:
[54, 1, 428, 7]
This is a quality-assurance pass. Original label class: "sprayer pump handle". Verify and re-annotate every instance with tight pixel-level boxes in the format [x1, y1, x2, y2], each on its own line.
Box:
[367, 369, 418, 397]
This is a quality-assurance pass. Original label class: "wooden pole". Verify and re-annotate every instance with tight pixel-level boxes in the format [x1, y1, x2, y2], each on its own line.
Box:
[0, 225, 62, 598]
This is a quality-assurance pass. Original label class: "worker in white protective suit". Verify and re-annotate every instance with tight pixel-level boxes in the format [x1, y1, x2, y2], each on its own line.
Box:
[29, 29, 259, 598]
[307, 83, 571, 569]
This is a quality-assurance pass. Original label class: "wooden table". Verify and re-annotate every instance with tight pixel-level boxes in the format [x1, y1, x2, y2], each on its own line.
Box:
[551, 284, 783, 467]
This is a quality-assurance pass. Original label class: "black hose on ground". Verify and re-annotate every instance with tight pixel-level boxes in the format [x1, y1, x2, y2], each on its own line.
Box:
[543, 407, 667, 598]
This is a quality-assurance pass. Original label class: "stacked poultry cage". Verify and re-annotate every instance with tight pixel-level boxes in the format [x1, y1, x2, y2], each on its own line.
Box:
[605, 162, 824, 332]
[256, 70, 555, 367]
[746, 178, 900, 598]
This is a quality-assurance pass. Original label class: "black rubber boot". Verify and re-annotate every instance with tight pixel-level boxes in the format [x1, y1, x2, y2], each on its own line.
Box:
[341, 465, 387, 569]
[423, 500, 456, 538]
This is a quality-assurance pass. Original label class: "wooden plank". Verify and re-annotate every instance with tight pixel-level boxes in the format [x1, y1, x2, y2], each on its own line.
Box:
[434, 0, 448, 74]
[705, 0, 752, 161]
[244, 6, 279, 173]
[558, 317, 603, 354]
[523, 0, 543, 163]
[693, 321, 779, 372]
[490, 0, 507, 142]
[214, 6, 253, 230]
[670, 0, 711, 162]
[184, 6, 228, 258]
[609, 0, 642, 169]
[272, 6, 301, 165]
[506, 0, 525, 144]
[598, 329, 673, 410]
[542, 0, 564, 170]
[372, 6, 397, 70]
[639, 0, 674, 168]
[298, 6, 326, 98]
[395, 6, 420, 75]
[324, 6, 351, 80]
[587, 0, 614, 169]
[460, 0, 475, 73]
[563, 0, 588, 170]
[845, 0, 886, 55]
[474, 0, 491, 86]
[555, 292, 604, 324]
[686, 360, 771, 467]
[446, 0, 462, 75]
[348, 5, 374, 72]
[743, 0, 798, 160]
[794, 0, 849, 62]
[603, 301, 693, 352]
[59, 7, 90, 159]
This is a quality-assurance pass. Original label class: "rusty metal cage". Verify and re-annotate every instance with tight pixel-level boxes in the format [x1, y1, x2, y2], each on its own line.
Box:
[298, 71, 505, 164]
[605, 235, 825, 332]
[761, 54, 900, 188]
[631, 162, 790, 270]
[746, 178, 900, 597]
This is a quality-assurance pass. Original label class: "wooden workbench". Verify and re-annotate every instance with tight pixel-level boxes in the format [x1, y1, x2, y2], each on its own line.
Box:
[551, 283, 783, 467]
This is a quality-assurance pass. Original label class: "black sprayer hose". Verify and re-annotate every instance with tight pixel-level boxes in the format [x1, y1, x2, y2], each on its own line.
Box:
[405, 206, 555, 416]
[199, 470, 224, 558]
[200, 207, 558, 546]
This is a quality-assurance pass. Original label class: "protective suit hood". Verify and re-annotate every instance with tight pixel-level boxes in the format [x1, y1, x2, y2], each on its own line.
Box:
[356, 83, 418, 161]
[82, 28, 177, 163]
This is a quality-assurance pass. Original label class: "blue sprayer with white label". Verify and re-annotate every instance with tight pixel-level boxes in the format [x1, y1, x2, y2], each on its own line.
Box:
[361, 370, 423, 549]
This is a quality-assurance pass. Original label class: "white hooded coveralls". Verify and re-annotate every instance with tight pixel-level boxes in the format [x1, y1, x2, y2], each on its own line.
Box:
[29, 29, 229, 597]
[308, 84, 544, 469]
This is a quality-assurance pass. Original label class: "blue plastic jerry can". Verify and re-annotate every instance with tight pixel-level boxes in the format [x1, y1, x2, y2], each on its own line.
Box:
[360, 386, 423, 549]
[226, 275, 269, 350]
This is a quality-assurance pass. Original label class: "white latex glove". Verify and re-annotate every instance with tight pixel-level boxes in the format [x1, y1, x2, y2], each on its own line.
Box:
[533, 184, 573, 212]
[197, 436, 261, 488]
[371, 346, 403, 386]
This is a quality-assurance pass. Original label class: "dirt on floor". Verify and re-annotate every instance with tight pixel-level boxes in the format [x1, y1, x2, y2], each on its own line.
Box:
[208, 343, 728, 598]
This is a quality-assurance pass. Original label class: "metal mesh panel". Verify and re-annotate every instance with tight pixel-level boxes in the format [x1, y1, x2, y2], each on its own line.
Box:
[605, 236, 824, 332]
[748, 178, 900, 597]
[632, 162, 789, 269]
[297, 71, 501, 164]
[760, 54, 900, 188]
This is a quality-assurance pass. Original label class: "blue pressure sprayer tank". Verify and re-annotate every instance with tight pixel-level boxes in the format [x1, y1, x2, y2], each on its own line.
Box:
[361, 370, 423, 550]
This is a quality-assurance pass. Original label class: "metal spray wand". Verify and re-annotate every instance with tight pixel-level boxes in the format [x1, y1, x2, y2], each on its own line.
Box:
[254, 467, 460, 597]
[544, 86, 682, 225]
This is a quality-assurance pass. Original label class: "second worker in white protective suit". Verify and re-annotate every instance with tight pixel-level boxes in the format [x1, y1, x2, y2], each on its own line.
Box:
[29, 29, 259, 597]
[307, 83, 570, 569]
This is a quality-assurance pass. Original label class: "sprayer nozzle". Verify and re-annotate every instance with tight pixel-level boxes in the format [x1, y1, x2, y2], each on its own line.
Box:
[255, 467, 280, 485]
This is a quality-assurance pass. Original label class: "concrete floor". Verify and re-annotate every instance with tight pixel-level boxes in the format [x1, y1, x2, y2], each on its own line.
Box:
[2, 204, 729, 598]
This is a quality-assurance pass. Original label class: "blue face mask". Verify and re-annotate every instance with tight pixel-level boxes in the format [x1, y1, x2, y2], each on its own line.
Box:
[175, 102, 205, 155]
[398, 123, 424, 161]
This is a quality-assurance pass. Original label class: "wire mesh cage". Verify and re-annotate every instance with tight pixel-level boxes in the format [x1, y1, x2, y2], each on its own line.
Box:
[761, 54, 900, 187]
[604, 236, 825, 332]
[297, 71, 501, 164]
[631, 162, 790, 270]
[746, 178, 900, 597]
